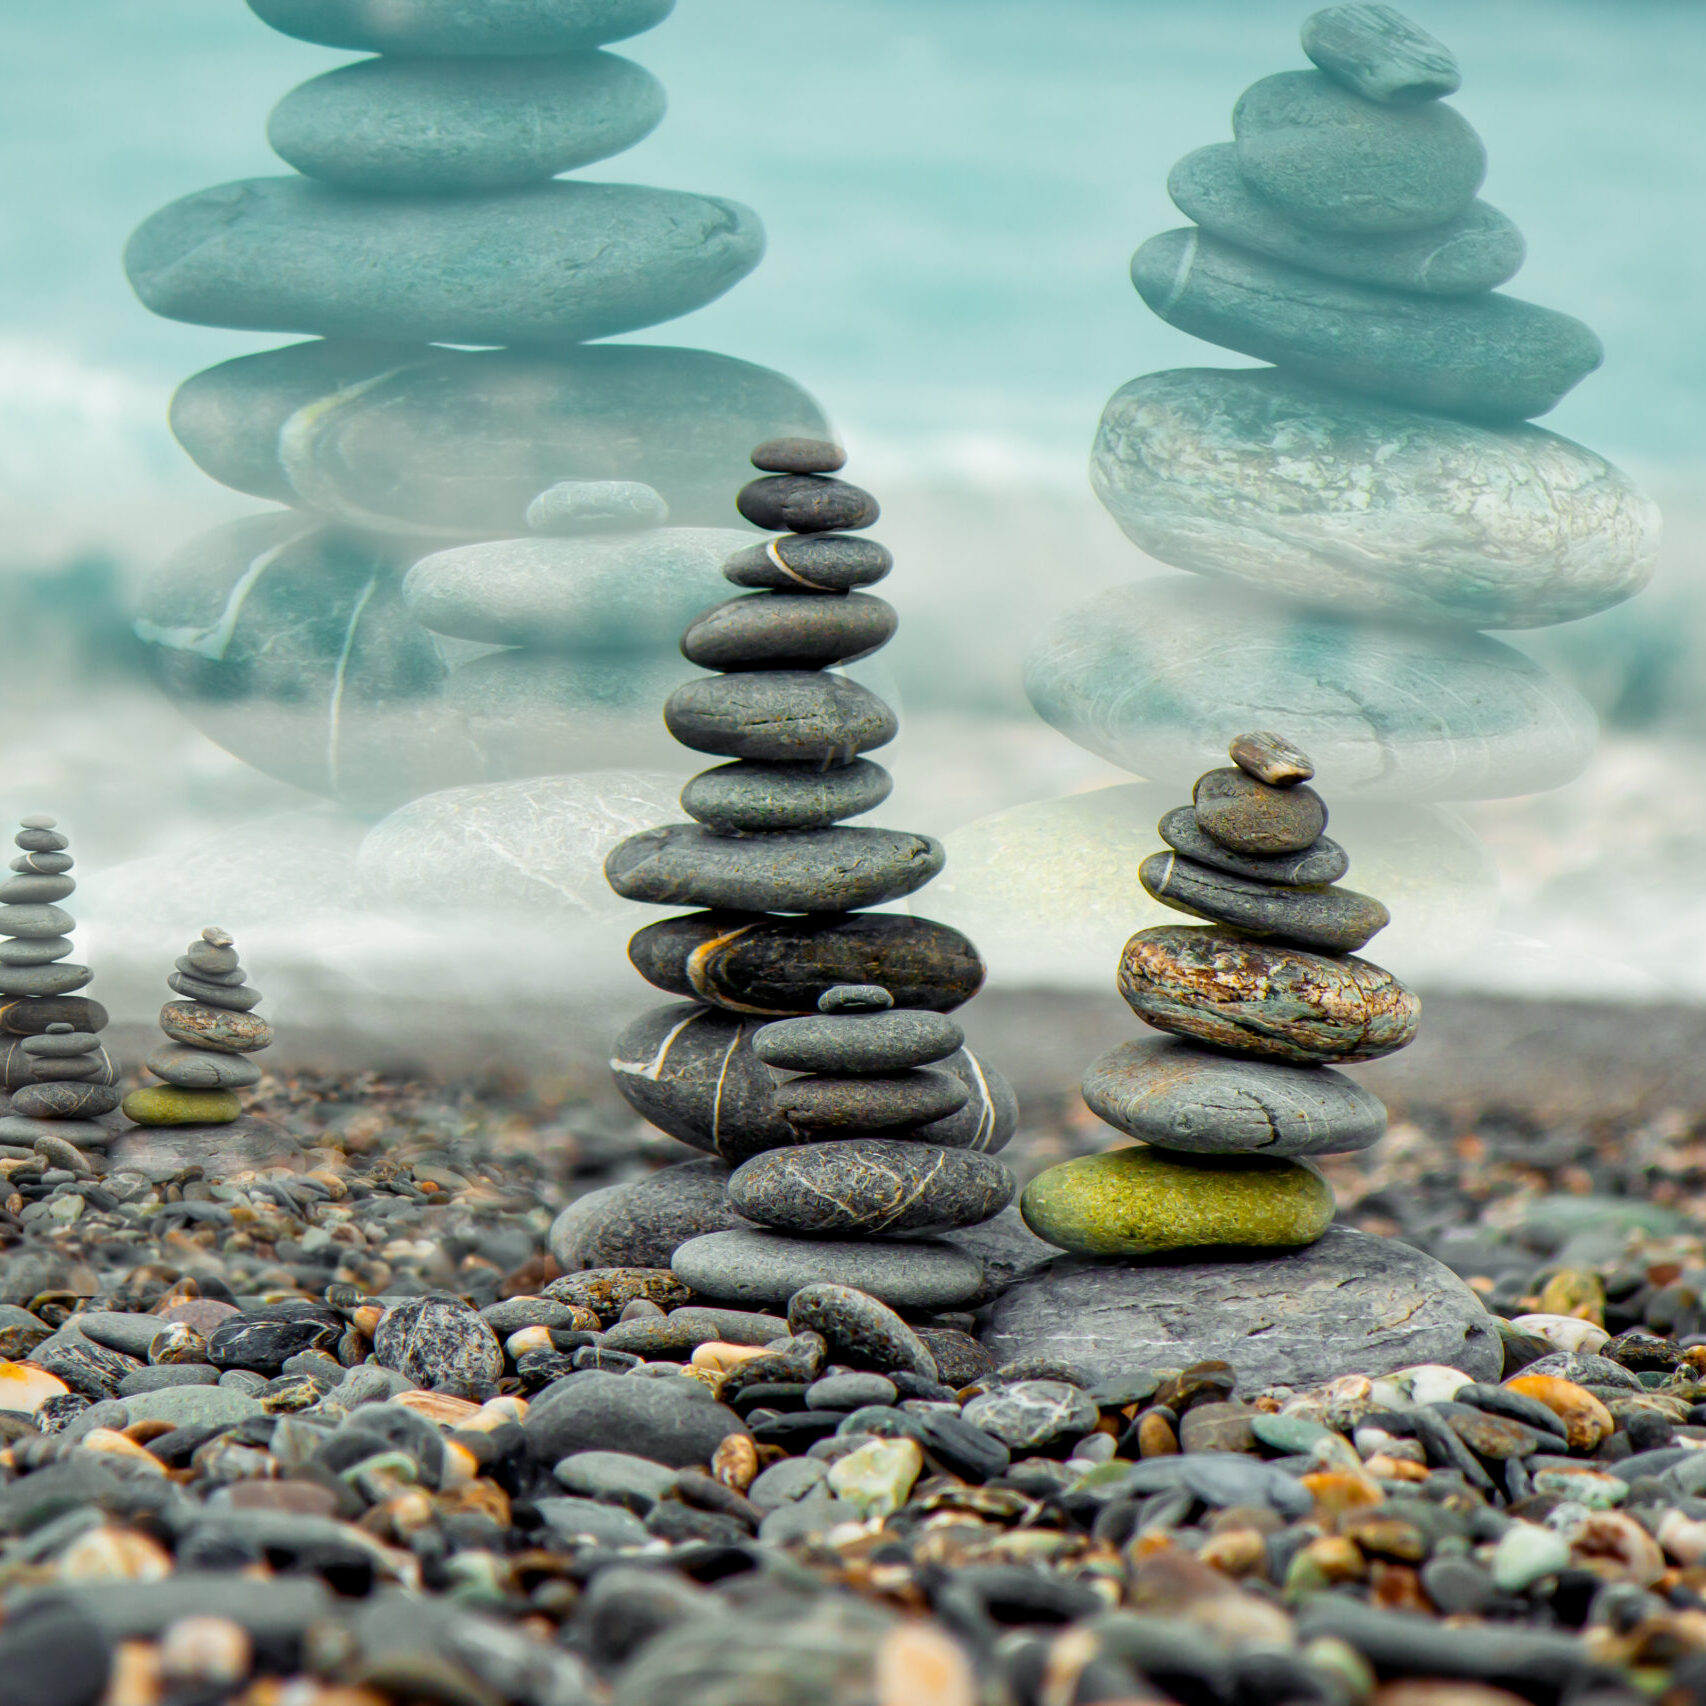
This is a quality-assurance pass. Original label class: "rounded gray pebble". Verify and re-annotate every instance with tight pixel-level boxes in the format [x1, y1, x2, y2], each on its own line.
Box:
[673, 1230, 982, 1312]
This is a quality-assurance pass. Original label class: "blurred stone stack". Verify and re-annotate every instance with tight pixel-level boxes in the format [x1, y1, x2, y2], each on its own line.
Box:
[604, 440, 1020, 1308]
[125, 0, 826, 811]
[0, 818, 119, 1150]
[937, 3, 1660, 984]
[122, 929, 272, 1129]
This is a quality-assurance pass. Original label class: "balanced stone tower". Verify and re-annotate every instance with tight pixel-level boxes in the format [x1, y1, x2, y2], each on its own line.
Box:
[605, 439, 1020, 1311]
[987, 733, 1503, 1384]
[122, 930, 273, 1129]
[954, 4, 1658, 979]
[126, 0, 825, 809]
[0, 818, 120, 1150]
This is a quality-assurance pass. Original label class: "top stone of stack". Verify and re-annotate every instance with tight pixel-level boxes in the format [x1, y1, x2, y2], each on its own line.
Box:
[1300, 4, 1460, 105]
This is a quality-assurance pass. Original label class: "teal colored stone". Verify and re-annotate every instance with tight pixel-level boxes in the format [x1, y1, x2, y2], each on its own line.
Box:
[1251, 1412, 1337, 1455]
[1169, 145, 1522, 295]
[1132, 228, 1602, 421]
[127, 177, 763, 346]
[1233, 69, 1484, 233]
[169, 340, 827, 535]
[246, 0, 674, 55]
[1301, 5, 1461, 105]
[267, 52, 666, 194]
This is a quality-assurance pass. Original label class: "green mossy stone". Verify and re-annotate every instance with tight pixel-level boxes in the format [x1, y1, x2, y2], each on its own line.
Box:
[121, 1086, 242, 1127]
[1019, 1145, 1334, 1256]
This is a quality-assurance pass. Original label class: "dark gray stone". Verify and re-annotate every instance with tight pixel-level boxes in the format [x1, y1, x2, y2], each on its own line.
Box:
[787, 1283, 939, 1379]
[1169, 144, 1519, 295]
[751, 438, 845, 474]
[753, 1008, 963, 1072]
[728, 1141, 1013, 1236]
[549, 1159, 749, 1270]
[1232, 69, 1483, 232]
[598, 1307, 787, 1357]
[672, 1229, 982, 1310]
[127, 177, 762, 346]
[773, 1070, 969, 1137]
[107, 1115, 302, 1184]
[0, 965, 92, 998]
[662, 670, 897, 765]
[116, 1364, 222, 1396]
[532, 1496, 650, 1546]
[914, 1049, 1019, 1154]
[0, 874, 74, 904]
[1158, 808, 1345, 887]
[1080, 1037, 1387, 1157]
[1132, 228, 1602, 422]
[9, 1083, 122, 1119]
[1139, 851, 1388, 953]
[605, 823, 942, 912]
[551, 1449, 679, 1509]
[208, 1309, 340, 1376]
[0, 1597, 113, 1706]
[374, 1293, 503, 1397]
[1193, 768, 1326, 856]
[805, 1372, 897, 1411]
[736, 475, 878, 533]
[246, 0, 673, 54]
[983, 1226, 1502, 1385]
[28, 1329, 143, 1400]
[0, 904, 73, 939]
[940, 1207, 1060, 1306]
[73, 1312, 165, 1360]
[268, 52, 665, 194]
[171, 339, 827, 535]
[681, 593, 896, 671]
[722, 533, 892, 593]
[0, 935, 74, 966]
[680, 759, 893, 834]
[1301, 4, 1461, 104]
[144, 1044, 262, 1091]
[523, 1371, 750, 1468]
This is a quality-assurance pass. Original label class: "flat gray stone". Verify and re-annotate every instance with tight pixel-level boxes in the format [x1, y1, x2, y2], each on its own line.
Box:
[982, 1226, 1502, 1386]
[1301, 4, 1461, 104]
[247, 0, 673, 54]
[268, 52, 665, 194]
[127, 177, 762, 346]
[672, 1229, 983, 1310]
[523, 1371, 749, 1468]
[682, 593, 896, 672]
[1158, 808, 1347, 887]
[752, 1009, 963, 1073]
[723, 533, 891, 593]
[1081, 1038, 1387, 1157]
[681, 760, 894, 835]
[1024, 576, 1597, 800]
[551, 1450, 678, 1509]
[533, 1496, 650, 1546]
[548, 1159, 749, 1271]
[119, 1384, 265, 1428]
[663, 671, 897, 766]
[771, 1069, 969, 1137]
[1140, 851, 1388, 953]
[145, 1044, 261, 1091]
[1091, 368, 1657, 628]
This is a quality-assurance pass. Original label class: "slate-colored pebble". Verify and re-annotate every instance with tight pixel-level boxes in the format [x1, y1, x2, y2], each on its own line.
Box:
[165, 971, 263, 1010]
[787, 1283, 940, 1380]
[962, 1381, 1098, 1451]
[1301, 4, 1462, 104]
[772, 1071, 969, 1136]
[1157, 807, 1346, 887]
[682, 591, 896, 673]
[679, 759, 893, 834]
[722, 533, 892, 593]
[144, 1043, 262, 1091]
[0, 996, 107, 1037]
[1139, 851, 1388, 953]
[736, 475, 879, 534]
[1192, 768, 1327, 856]
[751, 437, 845, 474]
[549, 1158, 747, 1270]
[805, 1373, 898, 1412]
[753, 1008, 964, 1073]
[523, 1371, 749, 1469]
[207, 1310, 341, 1376]
[373, 1293, 503, 1398]
[663, 670, 897, 767]
[673, 1230, 982, 1311]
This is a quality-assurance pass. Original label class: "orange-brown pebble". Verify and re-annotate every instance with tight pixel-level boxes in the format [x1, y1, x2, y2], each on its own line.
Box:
[78, 1429, 166, 1473]
[160, 1616, 253, 1687]
[1137, 1411, 1180, 1457]
[104, 1640, 164, 1706]
[1303, 1469, 1384, 1526]
[1536, 1269, 1606, 1327]
[1570, 1511, 1666, 1586]
[57, 1525, 174, 1583]
[1370, 1561, 1430, 1613]
[874, 1621, 978, 1706]
[0, 1360, 70, 1414]
[1374, 1685, 1532, 1706]
[1364, 1453, 1429, 1483]
[1505, 1374, 1615, 1451]
[392, 1389, 481, 1427]
[713, 1431, 759, 1492]
[1302, 1535, 1365, 1584]
[1198, 1527, 1268, 1579]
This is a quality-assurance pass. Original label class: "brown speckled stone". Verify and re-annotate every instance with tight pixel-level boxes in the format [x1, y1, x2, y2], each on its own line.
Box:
[1228, 730, 1315, 786]
[1193, 768, 1327, 856]
[544, 1267, 694, 1323]
[158, 1001, 274, 1055]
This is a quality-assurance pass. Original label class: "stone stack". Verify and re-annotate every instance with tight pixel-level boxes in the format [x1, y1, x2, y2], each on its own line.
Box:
[604, 439, 1020, 1311]
[121, 929, 272, 1128]
[0, 818, 119, 1150]
[942, 4, 1659, 978]
[125, 0, 826, 809]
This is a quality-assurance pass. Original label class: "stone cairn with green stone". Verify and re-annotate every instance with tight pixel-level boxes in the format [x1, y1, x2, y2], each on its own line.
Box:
[0, 817, 121, 1151]
[1021, 731, 1413, 1260]
[121, 930, 272, 1129]
[125, 0, 826, 811]
[604, 439, 1020, 1313]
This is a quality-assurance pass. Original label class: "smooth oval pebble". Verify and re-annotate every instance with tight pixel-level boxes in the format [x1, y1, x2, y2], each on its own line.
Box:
[751, 437, 845, 474]
[121, 1086, 242, 1126]
[0, 965, 93, 998]
[672, 1229, 983, 1310]
[0, 996, 108, 1037]
[245, 0, 675, 57]
[1193, 769, 1326, 856]
[10, 1081, 123, 1119]
[19, 1028, 99, 1058]
[0, 904, 73, 939]
[729, 1142, 1013, 1237]
[1140, 852, 1388, 953]
[1232, 69, 1484, 233]
[1158, 808, 1346, 886]
[1021, 1146, 1334, 1257]
[1301, 4, 1462, 104]
[773, 1069, 969, 1134]
[737, 476, 878, 534]
[158, 1001, 274, 1056]
[167, 972, 262, 1011]
[526, 478, 670, 535]
[0, 874, 74, 904]
[1119, 926, 1420, 1064]
[723, 533, 892, 593]
[753, 1009, 964, 1072]
[604, 823, 943, 913]
[664, 671, 896, 765]
[680, 759, 892, 834]
[1080, 1036, 1386, 1157]
[0, 936, 74, 966]
[145, 1044, 264, 1091]
[267, 52, 665, 194]
[682, 593, 896, 671]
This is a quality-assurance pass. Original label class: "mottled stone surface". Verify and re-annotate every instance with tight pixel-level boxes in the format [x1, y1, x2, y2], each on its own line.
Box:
[962, 1381, 1096, 1451]
[1193, 769, 1326, 856]
[157, 1001, 274, 1056]
[672, 1229, 983, 1310]
[663, 671, 896, 766]
[548, 1160, 746, 1271]
[983, 1226, 1503, 1385]
[127, 177, 761, 345]
[119, 1086, 239, 1126]
[628, 911, 984, 1015]
[1132, 230, 1600, 421]
[1082, 1037, 1386, 1157]
[107, 1116, 302, 1183]
[1169, 144, 1517, 294]
[246, 0, 675, 55]
[680, 760, 892, 834]
[722, 534, 892, 593]
[523, 1371, 749, 1470]
[1302, 4, 1461, 104]
[1021, 1146, 1335, 1256]
[1024, 577, 1597, 799]
[785, 1285, 939, 1379]
[1232, 70, 1483, 232]
[940, 1207, 1063, 1306]
[1140, 851, 1388, 953]
[1091, 369, 1657, 628]
[753, 1009, 963, 1073]
[737, 475, 879, 534]
[374, 1294, 503, 1398]
[1228, 730, 1315, 788]
[172, 339, 827, 535]
[1119, 926, 1420, 1064]
[268, 52, 665, 193]
[729, 1142, 1013, 1236]
[403, 530, 748, 647]
[1158, 809, 1346, 887]
[682, 593, 896, 671]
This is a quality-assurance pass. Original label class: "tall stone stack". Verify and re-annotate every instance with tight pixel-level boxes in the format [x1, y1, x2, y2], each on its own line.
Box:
[605, 439, 1020, 1310]
[0, 818, 119, 1150]
[125, 0, 826, 809]
[953, 3, 1659, 977]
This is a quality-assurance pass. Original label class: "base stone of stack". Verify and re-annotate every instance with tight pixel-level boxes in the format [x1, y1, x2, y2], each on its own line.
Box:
[982, 1225, 1502, 1386]
[107, 1116, 303, 1185]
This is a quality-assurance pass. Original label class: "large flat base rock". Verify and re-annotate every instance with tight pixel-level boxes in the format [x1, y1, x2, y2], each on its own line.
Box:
[981, 1225, 1501, 1386]
[106, 1116, 304, 1183]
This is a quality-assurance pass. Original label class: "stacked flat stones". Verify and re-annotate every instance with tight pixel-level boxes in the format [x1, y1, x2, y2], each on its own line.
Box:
[125, 0, 825, 808]
[121, 930, 272, 1129]
[0, 818, 119, 1150]
[606, 440, 1019, 1310]
[1021, 732, 1416, 1260]
[1002, 5, 1658, 953]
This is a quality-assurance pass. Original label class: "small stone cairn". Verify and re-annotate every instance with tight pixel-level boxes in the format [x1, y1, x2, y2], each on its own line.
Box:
[605, 439, 1019, 1310]
[121, 929, 272, 1128]
[0, 817, 120, 1150]
[1021, 732, 1413, 1260]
